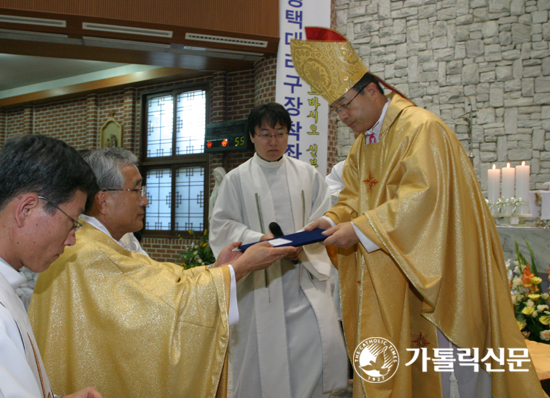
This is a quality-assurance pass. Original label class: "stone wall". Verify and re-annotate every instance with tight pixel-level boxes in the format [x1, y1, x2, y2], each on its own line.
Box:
[333, 0, 550, 192]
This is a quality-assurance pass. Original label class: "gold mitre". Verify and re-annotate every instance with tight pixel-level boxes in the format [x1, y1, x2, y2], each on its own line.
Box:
[291, 27, 368, 104]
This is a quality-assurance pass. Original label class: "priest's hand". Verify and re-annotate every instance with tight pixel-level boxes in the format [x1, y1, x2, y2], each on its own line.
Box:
[231, 241, 298, 281]
[64, 386, 103, 398]
[286, 246, 302, 261]
[304, 218, 332, 231]
[320, 221, 359, 249]
[211, 241, 243, 268]
[261, 232, 301, 261]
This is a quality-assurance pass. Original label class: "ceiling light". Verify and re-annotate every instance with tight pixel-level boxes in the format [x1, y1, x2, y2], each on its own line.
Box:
[83, 22, 173, 38]
[185, 33, 267, 48]
[0, 14, 66, 28]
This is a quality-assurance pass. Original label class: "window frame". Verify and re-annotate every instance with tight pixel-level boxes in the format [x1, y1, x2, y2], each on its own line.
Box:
[140, 83, 210, 238]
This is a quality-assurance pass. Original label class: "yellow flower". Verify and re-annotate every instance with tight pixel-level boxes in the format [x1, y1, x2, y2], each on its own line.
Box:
[188, 229, 193, 235]
[528, 294, 541, 301]
[201, 242, 207, 247]
[204, 229, 208, 235]
[530, 276, 543, 285]
[522, 307, 535, 316]
[539, 315, 550, 326]
[518, 320, 526, 330]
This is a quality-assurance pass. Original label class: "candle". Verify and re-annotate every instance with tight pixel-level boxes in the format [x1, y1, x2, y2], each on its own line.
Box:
[515, 161, 531, 215]
[502, 163, 515, 199]
[487, 164, 500, 203]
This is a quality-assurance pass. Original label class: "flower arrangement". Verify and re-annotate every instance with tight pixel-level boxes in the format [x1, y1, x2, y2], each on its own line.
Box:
[177, 229, 216, 270]
[507, 240, 550, 344]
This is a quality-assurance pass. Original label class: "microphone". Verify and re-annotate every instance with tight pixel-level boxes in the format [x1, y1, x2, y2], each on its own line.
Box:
[269, 222, 284, 238]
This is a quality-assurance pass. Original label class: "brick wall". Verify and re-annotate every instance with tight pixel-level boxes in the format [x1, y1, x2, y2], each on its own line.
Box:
[255, 56, 278, 105]
[0, 111, 5, 147]
[5, 109, 28, 141]
[34, 99, 88, 148]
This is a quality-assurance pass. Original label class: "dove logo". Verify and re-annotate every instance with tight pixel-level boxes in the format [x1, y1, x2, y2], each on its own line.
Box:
[352, 337, 399, 383]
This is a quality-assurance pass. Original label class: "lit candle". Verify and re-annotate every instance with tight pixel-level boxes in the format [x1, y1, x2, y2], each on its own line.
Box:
[502, 163, 515, 199]
[515, 161, 531, 214]
[487, 164, 500, 203]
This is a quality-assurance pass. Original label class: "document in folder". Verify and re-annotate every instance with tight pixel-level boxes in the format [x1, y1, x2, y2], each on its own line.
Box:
[238, 228, 327, 252]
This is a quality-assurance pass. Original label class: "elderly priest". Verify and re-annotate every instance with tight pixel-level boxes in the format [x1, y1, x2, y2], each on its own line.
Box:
[29, 147, 297, 398]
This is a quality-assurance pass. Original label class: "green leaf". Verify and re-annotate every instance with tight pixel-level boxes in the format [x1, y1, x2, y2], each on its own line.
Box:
[515, 240, 527, 266]
[526, 240, 540, 277]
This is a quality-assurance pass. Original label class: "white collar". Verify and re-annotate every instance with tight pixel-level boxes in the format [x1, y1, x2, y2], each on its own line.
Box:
[363, 97, 391, 143]
[79, 215, 147, 255]
[80, 214, 113, 237]
[253, 152, 285, 169]
[0, 256, 26, 291]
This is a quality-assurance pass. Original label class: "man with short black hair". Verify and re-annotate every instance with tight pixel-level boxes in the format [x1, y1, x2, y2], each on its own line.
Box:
[209, 102, 348, 398]
[0, 134, 101, 398]
[30, 147, 296, 398]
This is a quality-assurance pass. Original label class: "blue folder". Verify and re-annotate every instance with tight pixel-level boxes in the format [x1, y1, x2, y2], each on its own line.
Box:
[238, 228, 327, 252]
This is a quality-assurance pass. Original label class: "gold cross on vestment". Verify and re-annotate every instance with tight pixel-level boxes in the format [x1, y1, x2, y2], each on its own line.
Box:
[412, 331, 431, 348]
[363, 169, 379, 194]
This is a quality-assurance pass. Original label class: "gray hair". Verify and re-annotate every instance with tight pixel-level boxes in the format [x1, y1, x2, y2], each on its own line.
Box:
[82, 148, 138, 189]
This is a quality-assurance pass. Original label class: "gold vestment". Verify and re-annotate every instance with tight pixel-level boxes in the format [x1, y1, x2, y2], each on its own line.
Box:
[328, 93, 546, 397]
[29, 222, 230, 398]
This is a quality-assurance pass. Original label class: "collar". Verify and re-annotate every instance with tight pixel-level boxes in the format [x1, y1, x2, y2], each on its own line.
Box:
[253, 153, 285, 168]
[0, 256, 27, 290]
[364, 97, 391, 145]
[80, 214, 127, 247]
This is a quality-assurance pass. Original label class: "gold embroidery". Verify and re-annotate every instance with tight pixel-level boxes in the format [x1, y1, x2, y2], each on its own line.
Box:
[291, 38, 368, 104]
[363, 169, 379, 194]
[28, 334, 52, 398]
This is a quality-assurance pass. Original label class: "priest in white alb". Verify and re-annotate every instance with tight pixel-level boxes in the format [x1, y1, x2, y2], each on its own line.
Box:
[209, 102, 348, 398]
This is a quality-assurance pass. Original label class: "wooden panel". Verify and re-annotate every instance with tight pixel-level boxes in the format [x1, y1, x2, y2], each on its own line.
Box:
[0, 0, 279, 40]
[0, 38, 256, 70]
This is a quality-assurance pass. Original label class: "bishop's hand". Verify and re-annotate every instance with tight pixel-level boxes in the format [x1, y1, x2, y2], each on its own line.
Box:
[320, 221, 359, 249]
[304, 218, 332, 231]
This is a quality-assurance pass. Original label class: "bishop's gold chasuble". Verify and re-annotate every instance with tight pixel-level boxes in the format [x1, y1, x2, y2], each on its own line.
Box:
[29, 222, 230, 398]
[327, 93, 546, 398]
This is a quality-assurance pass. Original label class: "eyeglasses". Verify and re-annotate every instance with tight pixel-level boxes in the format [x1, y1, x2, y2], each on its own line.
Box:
[329, 86, 365, 116]
[255, 132, 288, 141]
[103, 186, 147, 197]
[37, 196, 84, 231]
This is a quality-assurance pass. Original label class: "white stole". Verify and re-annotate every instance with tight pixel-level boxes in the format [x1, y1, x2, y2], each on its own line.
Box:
[237, 155, 347, 394]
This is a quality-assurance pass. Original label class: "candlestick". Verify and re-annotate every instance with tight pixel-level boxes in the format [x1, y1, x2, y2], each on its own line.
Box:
[515, 161, 531, 215]
[501, 163, 515, 199]
[487, 164, 500, 204]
